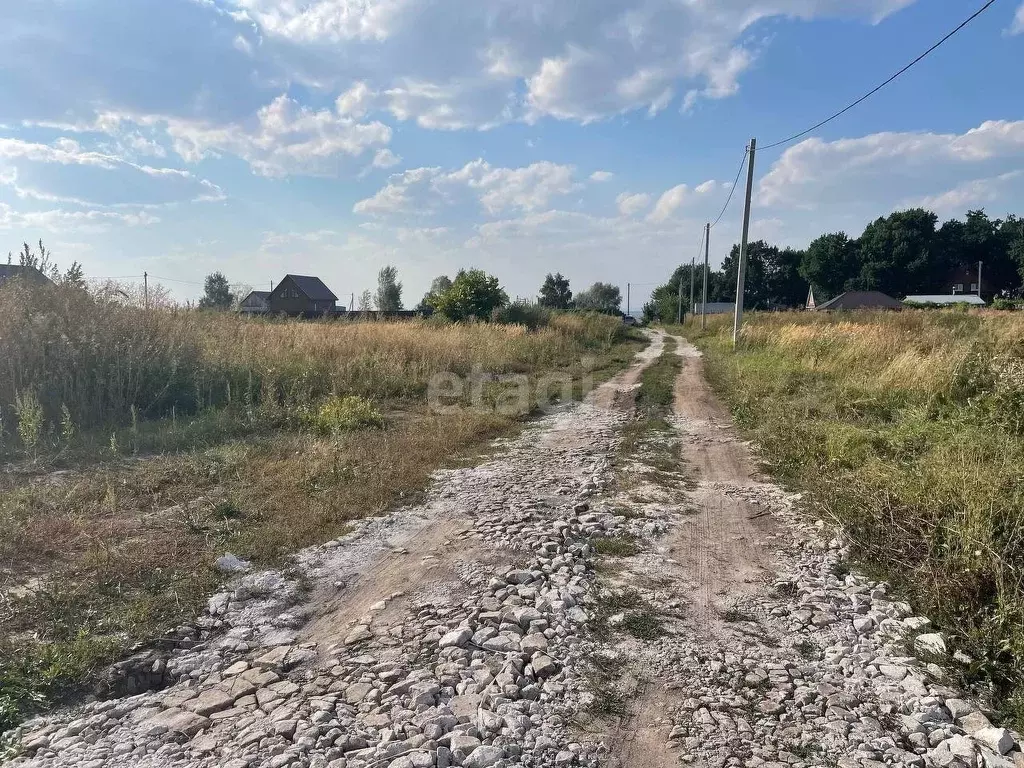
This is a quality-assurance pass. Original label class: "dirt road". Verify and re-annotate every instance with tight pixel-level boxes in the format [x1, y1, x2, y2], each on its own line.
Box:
[7, 331, 1019, 768]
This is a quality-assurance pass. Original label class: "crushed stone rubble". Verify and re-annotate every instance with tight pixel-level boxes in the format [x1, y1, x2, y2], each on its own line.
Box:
[5, 338, 1022, 768]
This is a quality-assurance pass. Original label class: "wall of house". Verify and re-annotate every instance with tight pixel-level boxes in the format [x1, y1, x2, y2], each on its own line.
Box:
[267, 277, 336, 314]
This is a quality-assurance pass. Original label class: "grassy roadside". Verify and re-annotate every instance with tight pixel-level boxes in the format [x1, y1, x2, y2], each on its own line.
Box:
[0, 285, 644, 732]
[617, 334, 686, 489]
[684, 311, 1024, 727]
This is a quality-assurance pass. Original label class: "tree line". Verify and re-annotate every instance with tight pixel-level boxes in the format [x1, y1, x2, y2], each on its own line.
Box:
[644, 208, 1024, 321]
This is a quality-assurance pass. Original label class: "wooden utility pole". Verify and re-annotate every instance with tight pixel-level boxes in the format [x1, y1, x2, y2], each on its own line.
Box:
[626, 283, 631, 318]
[688, 258, 695, 325]
[144, 272, 149, 310]
[701, 222, 710, 330]
[732, 139, 756, 347]
[978, 261, 983, 297]
[675, 273, 683, 324]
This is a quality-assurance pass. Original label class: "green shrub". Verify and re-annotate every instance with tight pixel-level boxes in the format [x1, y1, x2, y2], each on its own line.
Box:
[490, 302, 552, 329]
[303, 395, 385, 435]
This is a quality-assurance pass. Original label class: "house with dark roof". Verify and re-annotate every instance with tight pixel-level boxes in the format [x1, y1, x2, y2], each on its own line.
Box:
[239, 290, 271, 314]
[267, 275, 338, 316]
[811, 291, 903, 312]
[0, 264, 53, 289]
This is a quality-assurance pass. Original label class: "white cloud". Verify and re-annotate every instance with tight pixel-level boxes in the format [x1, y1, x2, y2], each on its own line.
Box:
[648, 181, 720, 222]
[0, 137, 224, 207]
[590, 171, 614, 182]
[354, 159, 581, 216]
[371, 148, 401, 168]
[336, 81, 377, 118]
[217, 0, 917, 127]
[163, 94, 392, 177]
[1009, 2, 1024, 34]
[908, 171, 1024, 215]
[0, 203, 160, 233]
[230, 0, 408, 42]
[758, 120, 1024, 208]
[616, 192, 651, 216]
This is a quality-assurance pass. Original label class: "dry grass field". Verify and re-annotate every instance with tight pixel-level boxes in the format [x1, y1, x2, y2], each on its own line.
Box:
[0, 281, 641, 730]
[683, 309, 1024, 726]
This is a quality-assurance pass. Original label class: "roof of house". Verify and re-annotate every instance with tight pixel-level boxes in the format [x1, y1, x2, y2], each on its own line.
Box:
[904, 294, 986, 305]
[0, 265, 52, 284]
[278, 274, 337, 301]
[245, 290, 271, 301]
[814, 291, 903, 311]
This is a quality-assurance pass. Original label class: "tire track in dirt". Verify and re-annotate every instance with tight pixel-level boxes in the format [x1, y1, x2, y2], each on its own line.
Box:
[604, 332, 778, 768]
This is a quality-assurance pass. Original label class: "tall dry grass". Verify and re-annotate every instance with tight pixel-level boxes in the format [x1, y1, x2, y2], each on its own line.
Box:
[692, 309, 1024, 725]
[0, 281, 624, 447]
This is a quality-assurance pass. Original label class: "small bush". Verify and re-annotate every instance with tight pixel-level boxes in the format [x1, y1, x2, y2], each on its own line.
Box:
[491, 302, 552, 329]
[303, 396, 385, 435]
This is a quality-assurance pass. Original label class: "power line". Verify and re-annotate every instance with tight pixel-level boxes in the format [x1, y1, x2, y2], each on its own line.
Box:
[760, 0, 999, 151]
[710, 147, 749, 229]
[148, 274, 205, 286]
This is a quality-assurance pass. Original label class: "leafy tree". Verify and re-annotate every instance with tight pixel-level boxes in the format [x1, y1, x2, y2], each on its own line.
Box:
[198, 272, 235, 310]
[375, 265, 404, 311]
[431, 269, 508, 321]
[538, 272, 573, 309]
[358, 289, 375, 311]
[853, 209, 938, 296]
[61, 261, 86, 289]
[800, 233, 858, 301]
[416, 275, 453, 311]
[574, 282, 622, 315]
[718, 241, 803, 309]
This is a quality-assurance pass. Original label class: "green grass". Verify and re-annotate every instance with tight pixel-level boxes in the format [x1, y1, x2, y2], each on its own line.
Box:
[0, 286, 645, 733]
[616, 333, 690, 491]
[692, 310, 1024, 728]
[591, 535, 641, 557]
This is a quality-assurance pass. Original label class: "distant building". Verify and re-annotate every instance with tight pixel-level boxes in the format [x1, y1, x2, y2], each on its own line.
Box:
[904, 294, 986, 306]
[806, 287, 816, 310]
[239, 290, 271, 314]
[692, 302, 736, 315]
[811, 291, 903, 312]
[267, 275, 338, 316]
[0, 265, 53, 289]
[946, 263, 983, 297]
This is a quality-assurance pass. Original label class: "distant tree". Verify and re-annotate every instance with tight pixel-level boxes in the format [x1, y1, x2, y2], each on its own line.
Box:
[375, 265, 404, 311]
[198, 271, 235, 310]
[538, 272, 573, 309]
[853, 209, 938, 296]
[431, 269, 508, 321]
[416, 275, 452, 311]
[574, 282, 622, 315]
[800, 233, 858, 301]
[358, 289, 375, 311]
[61, 261, 86, 289]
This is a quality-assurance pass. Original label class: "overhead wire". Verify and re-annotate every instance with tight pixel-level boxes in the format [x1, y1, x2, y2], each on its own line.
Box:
[709, 147, 749, 229]
[760, 0, 999, 151]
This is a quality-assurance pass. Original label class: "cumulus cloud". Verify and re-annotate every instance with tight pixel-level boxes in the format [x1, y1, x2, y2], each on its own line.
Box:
[354, 159, 581, 216]
[1009, 2, 1024, 34]
[647, 181, 720, 222]
[0, 137, 224, 207]
[616, 192, 651, 216]
[213, 0, 918, 127]
[590, 171, 614, 182]
[0, 203, 160, 232]
[162, 94, 392, 177]
[758, 120, 1024, 209]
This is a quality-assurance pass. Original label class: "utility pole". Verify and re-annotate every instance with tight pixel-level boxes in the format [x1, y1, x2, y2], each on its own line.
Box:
[977, 261, 983, 298]
[350, 292, 355, 312]
[144, 271, 149, 311]
[688, 257, 695, 326]
[732, 138, 756, 347]
[676, 271, 684, 324]
[701, 222, 710, 330]
[627, 283, 631, 318]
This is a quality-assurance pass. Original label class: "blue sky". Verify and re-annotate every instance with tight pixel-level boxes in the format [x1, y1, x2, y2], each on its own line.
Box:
[1, 0, 1022, 308]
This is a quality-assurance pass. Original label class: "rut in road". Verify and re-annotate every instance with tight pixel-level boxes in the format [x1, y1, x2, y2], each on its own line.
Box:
[9, 332, 1022, 768]
[597, 334, 1022, 768]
